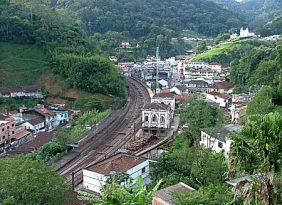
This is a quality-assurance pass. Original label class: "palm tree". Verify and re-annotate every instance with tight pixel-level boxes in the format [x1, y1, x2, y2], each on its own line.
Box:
[229, 112, 281, 205]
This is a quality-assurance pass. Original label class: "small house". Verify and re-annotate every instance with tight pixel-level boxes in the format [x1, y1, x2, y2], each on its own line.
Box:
[82, 153, 150, 194]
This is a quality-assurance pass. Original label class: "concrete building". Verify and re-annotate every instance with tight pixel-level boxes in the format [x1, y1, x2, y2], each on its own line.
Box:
[142, 103, 172, 132]
[151, 93, 175, 112]
[83, 153, 150, 194]
[200, 124, 243, 158]
[208, 81, 234, 94]
[206, 92, 232, 108]
[170, 85, 188, 95]
[0, 115, 16, 147]
[152, 182, 195, 205]
[0, 86, 43, 98]
[21, 117, 45, 134]
[240, 27, 256, 38]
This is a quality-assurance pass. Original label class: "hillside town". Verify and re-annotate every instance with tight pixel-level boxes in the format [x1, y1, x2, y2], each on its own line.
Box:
[0, 0, 281, 204]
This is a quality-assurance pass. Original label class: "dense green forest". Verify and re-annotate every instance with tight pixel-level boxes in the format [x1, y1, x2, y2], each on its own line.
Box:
[211, 0, 282, 35]
[55, 0, 244, 58]
[0, 0, 126, 98]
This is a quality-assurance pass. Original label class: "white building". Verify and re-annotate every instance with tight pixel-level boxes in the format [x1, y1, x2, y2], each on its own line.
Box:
[200, 124, 243, 158]
[206, 92, 231, 107]
[186, 62, 210, 69]
[151, 93, 175, 111]
[240, 27, 256, 38]
[21, 117, 45, 134]
[210, 63, 222, 73]
[83, 153, 150, 194]
[207, 81, 234, 94]
[170, 85, 188, 95]
[142, 103, 171, 129]
[158, 79, 169, 88]
[0, 87, 43, 98]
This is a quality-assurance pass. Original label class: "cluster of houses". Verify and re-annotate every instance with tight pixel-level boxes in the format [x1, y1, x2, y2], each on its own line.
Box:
[0, 103, 73, 152]
[79, 55, 255, 204]
[0, 86, 43, 98]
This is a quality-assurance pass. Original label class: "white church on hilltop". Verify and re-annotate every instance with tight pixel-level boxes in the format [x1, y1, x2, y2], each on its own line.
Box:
[240, 27, 256, 38]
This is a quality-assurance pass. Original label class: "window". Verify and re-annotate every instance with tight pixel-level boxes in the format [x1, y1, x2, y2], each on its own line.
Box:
[218, 141, 223, 148]
[145, 116, 149, 122]
[152, 115, 157, 122]
[160, 116, 165, 123]
[141, 167, 146, 174]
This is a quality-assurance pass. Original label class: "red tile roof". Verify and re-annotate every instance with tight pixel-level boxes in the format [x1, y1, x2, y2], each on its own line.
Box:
[35, 108, 55, 117]
[14, 131, 53, 152]
[208, 92, 231, 100]
[161, 88, 170, 94]
[13, 130, 31, 140]
[209, 81, 234, 90]
[175, 94, 194, 101]
[86, 153, 146, 175]
[175, 85, 187, 91]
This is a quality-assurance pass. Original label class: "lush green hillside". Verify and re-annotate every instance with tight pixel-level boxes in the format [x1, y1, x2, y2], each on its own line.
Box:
[195, 39, 281, 98]
[212, 0, 282, 32]
[56, 0, 244, 57]
[0, 42, 47, 89]
[195, 39, 273, 65]
[0, 0, 126, 98]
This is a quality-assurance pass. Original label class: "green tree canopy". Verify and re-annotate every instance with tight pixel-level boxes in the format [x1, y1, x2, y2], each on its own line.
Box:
[0, 156, 72, 205]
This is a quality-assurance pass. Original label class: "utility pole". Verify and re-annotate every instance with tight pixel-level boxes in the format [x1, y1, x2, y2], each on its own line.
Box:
[155, 47, 160, 94]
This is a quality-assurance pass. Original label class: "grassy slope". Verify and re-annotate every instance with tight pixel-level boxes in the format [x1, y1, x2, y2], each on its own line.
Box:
[0, 42, 47, 89]
[0, 42, 116, 111]
[195, 38, 271, 62]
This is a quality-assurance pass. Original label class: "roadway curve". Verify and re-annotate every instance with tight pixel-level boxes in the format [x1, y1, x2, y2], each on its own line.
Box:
[57, 77, 150, 186]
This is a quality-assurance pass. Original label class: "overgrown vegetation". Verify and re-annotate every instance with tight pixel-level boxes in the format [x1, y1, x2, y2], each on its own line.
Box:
[0, 0, 126, 98]
[0, 42, 47, 90]
[35, 109, 111, 161]
[0, 156, 72, 204]
[57, 0, 244, 58]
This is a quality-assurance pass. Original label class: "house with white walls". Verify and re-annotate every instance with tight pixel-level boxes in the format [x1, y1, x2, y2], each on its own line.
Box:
[206, 92, 231, 107]
[82, 153, 150, 194]
[200, 124, 243, 158]
[21, 117, 45, 134]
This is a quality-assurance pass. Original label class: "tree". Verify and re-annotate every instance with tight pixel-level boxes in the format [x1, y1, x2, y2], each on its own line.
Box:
[0, 156, 72, 204]
[195, 41, 207, 54]
[90, 177, 162, 205]
[176, 184, 235, 205]
[229, 112, 282, 205]
[246, 86, 275, 116]
[150, 140, 227, 189]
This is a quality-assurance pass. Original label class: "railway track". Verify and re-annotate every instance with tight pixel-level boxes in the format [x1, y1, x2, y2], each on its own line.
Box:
[57, 77, 150, 187]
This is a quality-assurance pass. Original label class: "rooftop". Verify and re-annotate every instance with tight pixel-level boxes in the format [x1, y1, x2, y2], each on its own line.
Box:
[143, 103, 170, 110]
[209, 81, 234, 90]
[85, 153, 147, 175]
[208, 92, 231, 100]
[154, 182, 195, 205]
[35, 108, 55, 117]
[12, 130, 31, 140]
[153, 93, 175, 99]
[26, 117, 44, 126]
[14, 131, 53, 153]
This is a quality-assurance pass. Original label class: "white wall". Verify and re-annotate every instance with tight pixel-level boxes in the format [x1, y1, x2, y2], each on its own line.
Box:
[83, 160, 150, 193]
[83, 170, 108, 194]
[200, 131, 232, 158]
[142, 110, 171, 129]
[206, 93, 229, 107]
